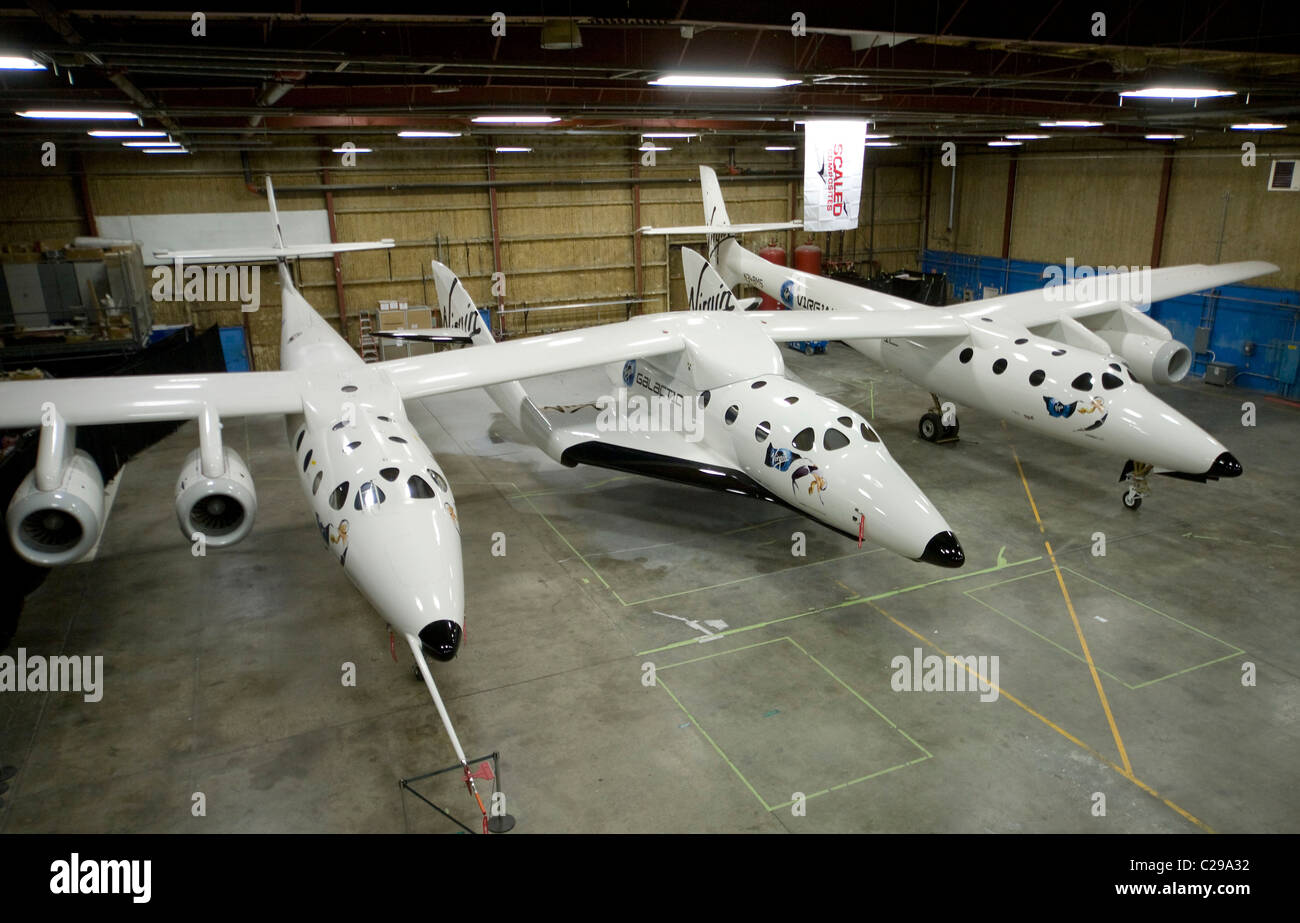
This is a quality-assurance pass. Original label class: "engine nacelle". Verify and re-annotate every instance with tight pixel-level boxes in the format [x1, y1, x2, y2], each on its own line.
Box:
[6, 450, 105, 566]
[174, 447, 257, 548]
[1093, 331, 1192, 385]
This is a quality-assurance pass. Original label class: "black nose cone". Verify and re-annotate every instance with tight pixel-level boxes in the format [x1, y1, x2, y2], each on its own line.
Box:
[419, 620, 462, 662]
[918, 531, 965, 568]
[1207, 451, 1243, 479]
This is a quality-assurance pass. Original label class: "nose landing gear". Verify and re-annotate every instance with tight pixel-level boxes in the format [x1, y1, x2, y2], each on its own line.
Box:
[1120, 460, 1152, 510]
[918, 393, 960, 443]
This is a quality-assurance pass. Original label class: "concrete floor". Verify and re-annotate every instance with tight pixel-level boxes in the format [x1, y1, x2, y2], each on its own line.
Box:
[2, 342, 1297, 833]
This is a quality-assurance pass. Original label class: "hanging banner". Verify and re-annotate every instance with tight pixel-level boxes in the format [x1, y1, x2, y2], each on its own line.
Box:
[802, 119, 866, 231]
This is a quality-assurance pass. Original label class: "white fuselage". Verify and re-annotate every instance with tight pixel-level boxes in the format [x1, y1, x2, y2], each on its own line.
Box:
[276, 265, 465, 658]
[724, 246, 1233, 475]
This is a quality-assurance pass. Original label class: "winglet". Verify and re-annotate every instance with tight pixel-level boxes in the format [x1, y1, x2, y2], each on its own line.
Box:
[265, 174, 285, 249]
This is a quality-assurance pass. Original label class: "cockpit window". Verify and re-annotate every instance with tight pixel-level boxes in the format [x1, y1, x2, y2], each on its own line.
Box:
[427, 468, 449, 492]
[860, 422, 880, 443]
[724, 405, 739, 424]
[823, 429, 850, 451]
[380, 467, 399, 481]
[755, 421, 771, 442]
[1108, 363, 1122, 372]
[1102, 372, 1124, 390]
[1071, 372, 1094, 391]
[329, 481, 350, 510]
[792, 427, 815, 451]
[406, 475, 436, 499]
[354, 481, 385, 511]
[837, 416, 852, 427]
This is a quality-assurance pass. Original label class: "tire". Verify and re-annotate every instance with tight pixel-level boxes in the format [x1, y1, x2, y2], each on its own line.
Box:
[1122, 490, 1142, 511]
[942, 422, 960, 439]
[918, 413, 941, 442]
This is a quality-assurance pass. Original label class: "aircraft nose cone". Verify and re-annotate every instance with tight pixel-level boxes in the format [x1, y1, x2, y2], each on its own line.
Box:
[1207, 451, 1243, 479]
[418, 620, 462, 662]
[918, 530, 965, 568]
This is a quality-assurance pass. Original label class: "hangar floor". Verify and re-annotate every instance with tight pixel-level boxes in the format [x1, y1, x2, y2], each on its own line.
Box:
[2, 342, 1297, 833]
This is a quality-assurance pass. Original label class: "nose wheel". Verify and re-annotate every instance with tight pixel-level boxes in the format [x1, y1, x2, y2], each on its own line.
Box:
[1119, 460, 1152, 511]
[918, 393, 960, 443]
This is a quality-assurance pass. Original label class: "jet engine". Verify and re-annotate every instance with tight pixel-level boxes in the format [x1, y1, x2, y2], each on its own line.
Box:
[1093, 331, 1192, 385]
[174, 447, 257, 548]
[6, 449, 105, 566]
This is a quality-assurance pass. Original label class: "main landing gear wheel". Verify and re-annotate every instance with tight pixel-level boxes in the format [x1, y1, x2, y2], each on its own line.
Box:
[1122, 488, 1142, 511]
[918, 412, 942, 442]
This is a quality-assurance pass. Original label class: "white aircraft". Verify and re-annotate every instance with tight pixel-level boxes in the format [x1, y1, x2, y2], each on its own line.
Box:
[0, 176, 966, 816]
[644, 165, 1278, 509]
[420, 258, 965, 567]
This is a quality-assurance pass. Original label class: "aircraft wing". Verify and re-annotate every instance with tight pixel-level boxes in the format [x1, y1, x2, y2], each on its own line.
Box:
[637, 221, 802, 236]
[380, 316, 686, 401]
[975, 261, 1279, 327]
[154, 241, 395, 263]
[0, 370, 305, 428]
[748, 311, 969, 341]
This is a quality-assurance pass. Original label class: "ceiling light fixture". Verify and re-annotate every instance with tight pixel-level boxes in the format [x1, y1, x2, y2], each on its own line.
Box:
[1039, 120, 1103, 128]
[494, 146, 532, 153]
[473, 115, 559, 124]
[1230, 122, 1286, 131]
[648, 74, 800, 89]
[0, 56, 45, 70]
[88, 130, 168, 138]
[866, 141, 899, 148]
[1005, 133, 1049, 140]
[142, 148, 189, 154]
[1144, 133, 1185, 140]
[765, 145, 796, 151]
[122, 140, 180, 147]
[397, 131, 462, 138]
[1120, 87, 1235, 100]
[641, 132, 698, 139]
[17, 109, 138, 120]
[988, 140, 1022, 147]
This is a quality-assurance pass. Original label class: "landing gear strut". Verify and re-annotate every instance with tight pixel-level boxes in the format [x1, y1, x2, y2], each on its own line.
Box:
[1120, 460, 1152, 511]
[918, 393, 960, 443]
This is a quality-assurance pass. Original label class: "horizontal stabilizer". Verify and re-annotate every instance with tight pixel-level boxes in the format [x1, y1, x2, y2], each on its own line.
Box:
[637, 221, 801, 236]
[375, 328, 474, 344]
[154, 240, 395, 263]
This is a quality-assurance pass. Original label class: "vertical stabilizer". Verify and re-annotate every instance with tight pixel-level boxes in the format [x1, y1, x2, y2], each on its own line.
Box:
[265, 174, 286, 250]
[698, 165, 742, 290]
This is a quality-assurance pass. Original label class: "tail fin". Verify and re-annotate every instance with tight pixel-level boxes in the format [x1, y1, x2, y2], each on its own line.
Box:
[265, 174, 286, 249]
[430, 260, 495, 344]
[682, 248, 761, 311]
[699, 165, 743, 290]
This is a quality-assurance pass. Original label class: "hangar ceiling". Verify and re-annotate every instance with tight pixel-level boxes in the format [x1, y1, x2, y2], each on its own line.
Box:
[1, 3, 1298, 155]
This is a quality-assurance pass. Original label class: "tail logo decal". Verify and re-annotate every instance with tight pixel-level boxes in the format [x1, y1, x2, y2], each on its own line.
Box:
[780, 279, 795, 307]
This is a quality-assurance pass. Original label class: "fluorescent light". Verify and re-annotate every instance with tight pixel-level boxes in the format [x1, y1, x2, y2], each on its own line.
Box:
[332, 146, 371, 153]
[142, 148, 189, 154]
[122, 140, 180, 147]
[639, 144, 671, 152]
[494, 146, 532, 153]
[1006, 133, 1049, 140]
[765, 145, 796, 151]
[16, 109, 138, 120]
[641, 132, 698, 139]
[397, 130, 462, 138]
[988, 140, 1022, 147]
[0, 56, 44, 70]
[1231, 122, 1286, 131]
[1039, 120, 1103, 128]
[648, 74, 800, 89]
[866, 141, 899, 148]
[473, 115, 559, 123]
[863, 133, 891, 140]
[1144, 133, 1185, 140]
[1120, 87, 1235, 100]
[89, 130, 167, 138]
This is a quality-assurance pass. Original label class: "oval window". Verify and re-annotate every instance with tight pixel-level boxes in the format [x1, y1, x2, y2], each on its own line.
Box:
[1071, 372, 1094, 391]
[329, 481, 350, 511]
[1102, 372, 1124, 390]
[354, 481, 386, 511]
[1014, 337, 1028, 345]
[724, 405, 740, 425]
[345, 441, 361, 453]
[700, 390, 711, 409]
[1051, 348, 1066, 357]
[302, 449, 313, 472]
[295, 429, 305, 450]
[992, 358, 1008, 375]
[341, 385, 358, 393]
[427, 468, 449, 492]
[332, 421, 346, 431]
[377, 415, 392, 422]
[380, 467, 399, 482]
[784, 396, 799, 405]
[1029, 369, 1046, 386]
[823, 429, 850, 451]
[755, 421, 771, 442]
[751, 380, 767, 389]
[312, 471, 323, 495]
[389, 436, 408, 444]
[792, 427, 815, 451]
[406, 475, 435, 499]
[860, 422, 880, 443]
[959, 347, 973, 364]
